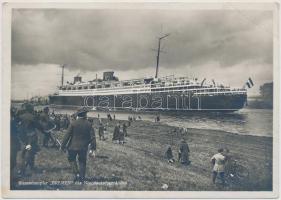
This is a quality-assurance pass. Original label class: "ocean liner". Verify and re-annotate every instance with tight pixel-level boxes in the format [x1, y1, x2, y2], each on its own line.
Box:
[49, 35, 249, 112]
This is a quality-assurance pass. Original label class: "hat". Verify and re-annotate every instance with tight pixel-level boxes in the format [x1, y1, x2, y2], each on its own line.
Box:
[43, 107, 49, 113]
[76, 107, 90, 117]
[218, 148, 224, 153]
[181, 138, 186, 143]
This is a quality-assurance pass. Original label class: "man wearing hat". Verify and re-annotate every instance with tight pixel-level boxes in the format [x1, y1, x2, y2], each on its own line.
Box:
[17, 103, 42, 176]
[112, 123, 120, 143]
[98, 123, 105, 141]
[61, 107, 96, 183]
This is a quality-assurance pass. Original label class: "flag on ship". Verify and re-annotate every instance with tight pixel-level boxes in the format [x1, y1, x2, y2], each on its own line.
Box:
[246, 77, 254, 88]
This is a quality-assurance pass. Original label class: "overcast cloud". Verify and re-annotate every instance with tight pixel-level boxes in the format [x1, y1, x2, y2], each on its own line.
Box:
[11, 9, 273, 99]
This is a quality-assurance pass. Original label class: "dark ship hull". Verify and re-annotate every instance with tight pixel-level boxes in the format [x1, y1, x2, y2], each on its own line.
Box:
[49, 92, 247, 112]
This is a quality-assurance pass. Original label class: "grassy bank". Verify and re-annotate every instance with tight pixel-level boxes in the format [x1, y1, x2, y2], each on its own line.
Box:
[14, 118, 272, 191]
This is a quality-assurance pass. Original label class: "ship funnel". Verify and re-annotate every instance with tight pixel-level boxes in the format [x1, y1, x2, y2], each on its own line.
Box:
[74, 75, 82, 84]
[103, 71, 114, 81]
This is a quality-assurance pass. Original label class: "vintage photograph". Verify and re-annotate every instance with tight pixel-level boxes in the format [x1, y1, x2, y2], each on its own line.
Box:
[1, 1, 279, 198]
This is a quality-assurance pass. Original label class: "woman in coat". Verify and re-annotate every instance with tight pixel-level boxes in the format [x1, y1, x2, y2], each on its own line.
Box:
[178, 139, 190, 165]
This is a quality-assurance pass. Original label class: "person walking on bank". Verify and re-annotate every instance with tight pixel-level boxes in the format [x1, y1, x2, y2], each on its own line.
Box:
[119, 129, 125, 144]
[178, 138, 190, 165]
[165, 145, 175, 163]
[61, 108, 96, 183]
[128, 116, 132, 126]
[98, 123, 105, 140]
[55, 115, 61, 131]
[112, 123, 120, 143]
[122, 123, 128, 137]
[39, 107, 55, 147]
[211, 148, 226, 185]
[17, 104, 43, 176]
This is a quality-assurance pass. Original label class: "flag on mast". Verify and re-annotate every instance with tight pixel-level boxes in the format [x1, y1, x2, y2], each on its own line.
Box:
[246, 77, 254, 88]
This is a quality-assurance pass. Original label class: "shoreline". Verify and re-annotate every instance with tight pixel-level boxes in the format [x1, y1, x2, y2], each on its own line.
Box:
[92, 116, 273, 139]
[88, 114, 273, 139]
[49, 106, 273, 138]
[183, 127, 273, 139]
[11, 103, 273, 138]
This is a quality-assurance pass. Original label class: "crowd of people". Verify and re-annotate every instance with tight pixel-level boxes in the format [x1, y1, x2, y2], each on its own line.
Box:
[10, 103, 229, 187]
[164, 142, 228, 185]
[112, 123, 128, 144]
[10, 104, 134, 185]
[164, 138, 191, 165]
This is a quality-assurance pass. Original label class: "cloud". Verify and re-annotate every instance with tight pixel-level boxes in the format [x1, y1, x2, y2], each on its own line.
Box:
[12, 9, 273, 72]
[11, 64, 60, 99]
[11, 9, 274, 99]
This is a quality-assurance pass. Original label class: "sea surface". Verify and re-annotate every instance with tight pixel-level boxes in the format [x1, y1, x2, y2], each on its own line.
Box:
[51, 108, 273, 137]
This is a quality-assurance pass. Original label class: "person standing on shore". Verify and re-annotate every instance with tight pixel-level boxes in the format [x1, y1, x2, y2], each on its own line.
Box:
[155, 115, 160, 122]
[165, 145, 175, 163]
[65, 114, 70, 129]
[17, 104, 42, 176]
[211, 148, 226, 185]
[112, 123, 120, 143]
[10, 108, 21, 188]
[107, 113, 112, 121]
[178, 139, 190, 165]
[128, 116, 132, 126]
[103, 124, 108, 139]
[119, 129, 125, 144]
[98, 123, 105, 140]
[61, 108, 96, 183]
[39, 107, 54, 147]
[55, 115, 61, 131]
[123, 123, 128, 137]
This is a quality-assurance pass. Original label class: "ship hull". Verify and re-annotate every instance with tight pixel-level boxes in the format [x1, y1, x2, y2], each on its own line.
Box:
[49, 92, 247, 112]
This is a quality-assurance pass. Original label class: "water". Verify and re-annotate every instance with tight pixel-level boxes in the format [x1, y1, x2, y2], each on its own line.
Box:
[52, 107, 273, 137]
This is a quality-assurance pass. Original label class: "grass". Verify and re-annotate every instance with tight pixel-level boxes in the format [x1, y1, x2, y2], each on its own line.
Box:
[13, 118, 273, 191]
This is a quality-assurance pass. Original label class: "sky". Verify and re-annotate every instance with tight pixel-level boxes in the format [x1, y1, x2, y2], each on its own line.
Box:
[11, 9, 273, 100]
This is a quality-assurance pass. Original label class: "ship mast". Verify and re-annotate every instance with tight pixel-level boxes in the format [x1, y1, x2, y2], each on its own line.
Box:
[155, 33, 170, 78]
[61, 64, 65, 86]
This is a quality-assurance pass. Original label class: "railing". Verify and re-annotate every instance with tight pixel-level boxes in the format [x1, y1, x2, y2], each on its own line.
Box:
[58, 82, 246, 96]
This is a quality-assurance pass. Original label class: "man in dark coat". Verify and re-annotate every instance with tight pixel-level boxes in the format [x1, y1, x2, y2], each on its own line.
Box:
[122, 123, 128, 137]
[39, 107, 56, 147]
[64, 114, 70, 129]
[17, 103, 42, 175]
[178, 139, 190, 165]
[10, 108, 21, 188]
[55, 115, 61, 131]
[112, 123, 120, 143]
[10, 108, 21, 171]
[61, 108, 96, 182]
[98, 123, 105, 140]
